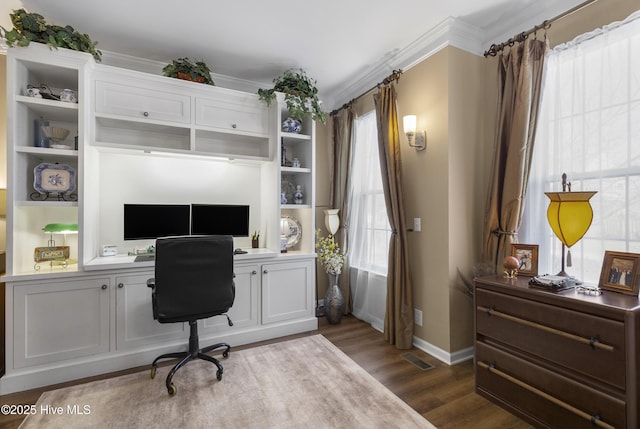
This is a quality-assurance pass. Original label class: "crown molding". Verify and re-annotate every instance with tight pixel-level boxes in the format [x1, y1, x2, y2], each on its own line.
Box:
[100, 49, 264, 94]
[322, 17, 485, 111]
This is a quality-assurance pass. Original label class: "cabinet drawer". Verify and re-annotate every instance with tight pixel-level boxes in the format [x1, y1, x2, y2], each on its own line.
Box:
[196, 95, 268, 135]
[476, 342, 625, 429]
[96, 80, 191, 124]
[476, 289, 626, 389]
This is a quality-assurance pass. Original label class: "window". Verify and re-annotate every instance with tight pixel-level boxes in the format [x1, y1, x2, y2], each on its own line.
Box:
[347, 111, 392, 275]
[521, 13, 640, 283]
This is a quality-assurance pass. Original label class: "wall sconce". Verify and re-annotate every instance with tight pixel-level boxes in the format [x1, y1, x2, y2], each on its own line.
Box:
[403, 115, 426, 151]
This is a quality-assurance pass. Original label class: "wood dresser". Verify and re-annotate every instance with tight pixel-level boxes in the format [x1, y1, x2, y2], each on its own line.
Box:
[474, 275, 640, 429]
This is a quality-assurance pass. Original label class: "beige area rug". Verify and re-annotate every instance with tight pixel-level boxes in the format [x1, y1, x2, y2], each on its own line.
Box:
[20, 335, 436, 429]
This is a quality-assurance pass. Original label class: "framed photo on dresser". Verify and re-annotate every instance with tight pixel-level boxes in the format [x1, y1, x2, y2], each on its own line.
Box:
[510, 244, 538, 277]
[599, 251, 640, 295]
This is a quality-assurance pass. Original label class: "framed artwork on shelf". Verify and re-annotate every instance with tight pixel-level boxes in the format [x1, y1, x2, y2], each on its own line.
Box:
[598, 251, 640, 295]
[510, 244, 538, 277]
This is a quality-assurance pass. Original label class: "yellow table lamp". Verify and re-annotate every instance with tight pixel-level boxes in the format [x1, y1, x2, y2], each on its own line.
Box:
[544, 174, 596, 280]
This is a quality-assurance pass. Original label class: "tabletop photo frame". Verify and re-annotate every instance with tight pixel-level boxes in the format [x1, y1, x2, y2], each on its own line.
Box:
[599, 251, 640, 295]
[511, 244, 539, 277]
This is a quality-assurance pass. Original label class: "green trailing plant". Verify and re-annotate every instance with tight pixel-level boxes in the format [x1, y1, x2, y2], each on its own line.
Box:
[258, 68, 326, 123]
[0, 9, 102, 61]
[162, 58, 214, 85]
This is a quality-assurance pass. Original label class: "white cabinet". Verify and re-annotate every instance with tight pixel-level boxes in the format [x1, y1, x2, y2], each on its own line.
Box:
[115, 273, 185, 351]
[277, 98, 316, 254]
[95, 80, 191, 124]
[195, 94, 268, 135]
[12, 277, 110, 368]
[6, 44, 90, 275]
[202, 263, 260, 332]
[261, 259, 315, 324]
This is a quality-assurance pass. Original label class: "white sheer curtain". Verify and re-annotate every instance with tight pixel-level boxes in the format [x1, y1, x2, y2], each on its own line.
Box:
[521, 10, 640, 283]
[347, 111, 391, 330]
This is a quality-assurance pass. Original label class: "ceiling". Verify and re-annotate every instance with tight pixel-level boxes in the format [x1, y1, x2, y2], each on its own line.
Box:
[2, 0, 587, 110]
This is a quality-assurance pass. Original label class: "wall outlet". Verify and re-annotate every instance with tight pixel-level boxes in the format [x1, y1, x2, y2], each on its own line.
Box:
[414, 308, 423, 326]
[413, 217, 421, 232]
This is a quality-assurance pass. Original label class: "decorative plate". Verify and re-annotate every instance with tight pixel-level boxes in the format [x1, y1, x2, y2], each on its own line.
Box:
[33, 163, 76, 194]
[281, 215, 302, 248]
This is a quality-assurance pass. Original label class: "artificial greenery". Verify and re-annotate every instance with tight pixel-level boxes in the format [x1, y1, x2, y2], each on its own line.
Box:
[162, 58, 214, 85]
[315, 229, 345, 275]
[0, 9, 102, 61]
[258, 68, 326, 123]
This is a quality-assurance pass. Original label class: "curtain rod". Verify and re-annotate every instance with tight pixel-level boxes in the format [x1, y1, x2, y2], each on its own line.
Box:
[330, 69, 403, 116]
[483, 0, 599, 57]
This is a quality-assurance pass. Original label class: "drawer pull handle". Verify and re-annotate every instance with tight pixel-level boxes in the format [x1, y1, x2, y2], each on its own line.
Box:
[477, 306, 615, 352]
[478, 361, 615, 429]
[143, 111, 149, 117]
[232, 123, 237, 129]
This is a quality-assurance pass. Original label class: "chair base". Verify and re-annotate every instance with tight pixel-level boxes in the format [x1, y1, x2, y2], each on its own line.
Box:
[150, 320, 231, 395]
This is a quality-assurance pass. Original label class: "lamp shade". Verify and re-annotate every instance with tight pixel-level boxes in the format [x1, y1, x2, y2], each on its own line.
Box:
[324, 209, 340, 235]
[403, 115, 416, 134]
[545, 191, 597, 248]
[42, 223, 78, 234]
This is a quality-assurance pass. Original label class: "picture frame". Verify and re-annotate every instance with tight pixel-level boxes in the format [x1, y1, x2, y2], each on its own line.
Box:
[598, 251, 640, 295]
[511, 244, 539, 277]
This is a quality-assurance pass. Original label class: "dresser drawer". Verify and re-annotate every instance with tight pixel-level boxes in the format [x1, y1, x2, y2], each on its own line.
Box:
[476, 289, 626, 389]
[476, 342, 625, 428]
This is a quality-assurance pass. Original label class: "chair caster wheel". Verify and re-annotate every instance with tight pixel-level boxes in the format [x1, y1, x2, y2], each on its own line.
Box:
[150, 367, 156, 379]
[167, 383, 177, 396]
[223, 350, 230, 358]
[216, 369, 223, 381]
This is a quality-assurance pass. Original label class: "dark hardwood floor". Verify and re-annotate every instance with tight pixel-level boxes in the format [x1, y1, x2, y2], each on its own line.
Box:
[0, 315, 531, 428]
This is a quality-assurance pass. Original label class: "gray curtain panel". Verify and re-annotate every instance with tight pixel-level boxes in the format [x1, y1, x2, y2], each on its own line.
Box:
[374, 84, 414, 350]
[330, 107, 355, 314]
[482, 37, 548, 272]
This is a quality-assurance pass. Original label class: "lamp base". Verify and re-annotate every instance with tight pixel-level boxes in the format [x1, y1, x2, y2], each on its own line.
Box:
[554, 270, 583, 285]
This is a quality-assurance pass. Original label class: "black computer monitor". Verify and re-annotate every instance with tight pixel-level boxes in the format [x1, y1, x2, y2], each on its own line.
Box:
[124, 204, 191, 240]
[190, 204, 250, 237]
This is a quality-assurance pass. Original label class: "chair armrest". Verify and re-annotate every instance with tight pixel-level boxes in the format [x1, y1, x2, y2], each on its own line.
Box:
[147, 278, 155, 289]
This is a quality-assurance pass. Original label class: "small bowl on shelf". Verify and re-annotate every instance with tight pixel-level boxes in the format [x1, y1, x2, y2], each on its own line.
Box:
[42, 126, 70, 142]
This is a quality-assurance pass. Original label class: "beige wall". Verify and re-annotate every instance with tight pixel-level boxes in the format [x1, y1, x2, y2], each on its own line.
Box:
[316, 0, 639, 355]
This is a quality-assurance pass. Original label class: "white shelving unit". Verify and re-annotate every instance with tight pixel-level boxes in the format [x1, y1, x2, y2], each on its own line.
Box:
[2, 44, 319, 394]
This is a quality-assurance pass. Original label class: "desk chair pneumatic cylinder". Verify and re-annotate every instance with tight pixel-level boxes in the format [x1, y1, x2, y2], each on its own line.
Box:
[147, 235, 235, 396]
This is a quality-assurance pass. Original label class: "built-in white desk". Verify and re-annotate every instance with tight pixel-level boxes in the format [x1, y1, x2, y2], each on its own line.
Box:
[83, 248, 280, 271]
[1, 251, 317, 394]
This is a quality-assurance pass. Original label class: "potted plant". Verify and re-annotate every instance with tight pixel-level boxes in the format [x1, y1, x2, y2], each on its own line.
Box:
[258, 68, 327, 125]
[0, 8, 102, 61]
[162, 58, 214, 85]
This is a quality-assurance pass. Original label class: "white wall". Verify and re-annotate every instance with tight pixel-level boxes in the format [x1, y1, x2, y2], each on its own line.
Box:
[97, 151, 266, 253]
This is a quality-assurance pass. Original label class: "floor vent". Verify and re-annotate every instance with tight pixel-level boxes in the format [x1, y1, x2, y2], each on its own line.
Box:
[401, 353, 435, 371]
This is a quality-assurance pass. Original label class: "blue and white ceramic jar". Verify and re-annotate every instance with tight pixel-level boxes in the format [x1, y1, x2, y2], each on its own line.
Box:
[293, 185, 304, 204]
[282, 117, 302, 133]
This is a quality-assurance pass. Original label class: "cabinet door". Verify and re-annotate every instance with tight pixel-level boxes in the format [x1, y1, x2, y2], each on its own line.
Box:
[13, 277, 110, 368]
[202, 264, 259, 332]
[115, 273, 185, 351]
[195, 94, 268, 135]
[262, 259, 314, 324]
[95, 80, 191, 124]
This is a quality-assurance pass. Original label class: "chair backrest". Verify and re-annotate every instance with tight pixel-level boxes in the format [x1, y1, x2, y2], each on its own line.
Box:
[153, 235, 235, 323]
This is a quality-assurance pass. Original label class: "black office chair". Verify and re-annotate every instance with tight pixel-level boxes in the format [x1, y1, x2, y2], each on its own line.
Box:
[147, 235, 235, 396]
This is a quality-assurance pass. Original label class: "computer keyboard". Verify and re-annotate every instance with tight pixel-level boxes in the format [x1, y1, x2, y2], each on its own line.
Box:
[134, 254, 155, 262]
